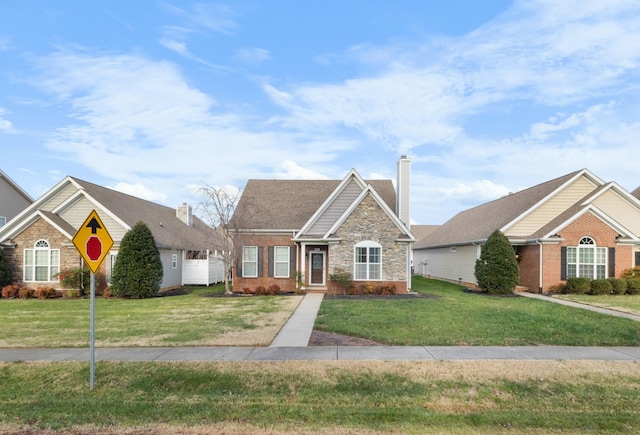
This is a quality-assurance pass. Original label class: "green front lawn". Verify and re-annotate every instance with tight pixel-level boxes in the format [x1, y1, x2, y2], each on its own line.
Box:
[314, 276, 640, 346]
[0, 285, 302, 348]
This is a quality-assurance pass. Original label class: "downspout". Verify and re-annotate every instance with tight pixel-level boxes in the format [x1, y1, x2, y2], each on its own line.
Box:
[536, 240, 543, 294]
[406, 243, 412, 292]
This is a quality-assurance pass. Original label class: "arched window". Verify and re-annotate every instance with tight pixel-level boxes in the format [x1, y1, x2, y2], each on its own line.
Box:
[566, 236, 606, 280]
[354, 241, 381, 280]
[24, 239, 60, 282]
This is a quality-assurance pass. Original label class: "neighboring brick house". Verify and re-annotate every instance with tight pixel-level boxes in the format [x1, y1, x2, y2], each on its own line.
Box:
[413, 169, 640, 292]
[232, 158, 416, 294]
[0, 169, 33, 228]
[0, 176, 224, 292]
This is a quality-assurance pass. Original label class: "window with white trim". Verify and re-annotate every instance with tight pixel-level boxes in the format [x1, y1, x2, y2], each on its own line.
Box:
[354, 241, 381, 280]
[0, 216, 6, 227]
[24, 239, 60, 282]
[274, 246, 290, 278]
[567, 237, 606, 280]
[242, 246, 258, 277]
[172, 254, 178, 269]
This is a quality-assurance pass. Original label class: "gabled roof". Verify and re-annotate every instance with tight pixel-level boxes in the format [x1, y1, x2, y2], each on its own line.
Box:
[0, 176, 217, 250]
[233, 175, 396, 231]
[70, 178, 217, 249]
[0, 169, 34, 203]
[414, 169, 592, 249]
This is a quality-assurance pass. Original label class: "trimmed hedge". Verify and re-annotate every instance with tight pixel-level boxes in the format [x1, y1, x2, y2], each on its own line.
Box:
[608, 278, 627, 295]
[564, 277, 591, 294]
[589, 279, 612, 295]
[627, 278, 640, 295]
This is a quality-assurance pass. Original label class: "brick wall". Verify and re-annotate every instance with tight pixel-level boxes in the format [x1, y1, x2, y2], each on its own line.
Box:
[233, 233, 297, 292]
[517, 244, 540, 292]
[519, 211, 634, 292]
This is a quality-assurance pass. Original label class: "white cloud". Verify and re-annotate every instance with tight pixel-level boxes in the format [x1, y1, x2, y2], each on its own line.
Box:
[27, 48, 354, 208]
[234, 47, 270, 65]
[18, 0, 640, 226]
[0, 108, 13, 132]
[159, 36, 189, 56]
[109, 182, 167, 203]
[163, 3, 237, 35]
[274, 161, 329, 179]
[438, 179, 511, 202]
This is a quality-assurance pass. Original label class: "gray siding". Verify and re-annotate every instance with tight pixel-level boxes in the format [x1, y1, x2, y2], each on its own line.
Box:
[0, 177, 31, 224]
[306, 178, 363, 235]
[160, 249, 182, 289]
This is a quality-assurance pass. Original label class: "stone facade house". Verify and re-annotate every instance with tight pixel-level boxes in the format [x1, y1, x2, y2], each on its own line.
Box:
[232, 158, 415, 294]
[413, 169, 640, 292]
[0, 176, 224, 292]
[0, 169, 33, 228]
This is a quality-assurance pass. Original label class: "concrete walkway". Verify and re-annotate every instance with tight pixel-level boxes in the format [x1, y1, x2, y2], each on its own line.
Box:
[269, 293, 324, 347]
[516, 291, 640, 322]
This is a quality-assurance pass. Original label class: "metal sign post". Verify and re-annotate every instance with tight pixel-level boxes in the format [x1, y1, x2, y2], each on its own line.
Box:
[72, 210, 113, 390]
[89, 272, 96, 390]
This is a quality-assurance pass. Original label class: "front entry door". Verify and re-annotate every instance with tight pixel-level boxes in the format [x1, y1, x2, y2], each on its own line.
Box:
[310, 252, 325, 285]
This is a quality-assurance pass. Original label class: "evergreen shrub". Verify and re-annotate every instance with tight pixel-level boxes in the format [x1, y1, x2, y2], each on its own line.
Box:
[0, 247, 12, 288]
[474, 229, 519, 295]
[607, 278, 627, 295]
[626, 278, 640, 295]
[589, 279, 612, 295]
[110, 221, 163, 299]
[564, 277, 591, 294]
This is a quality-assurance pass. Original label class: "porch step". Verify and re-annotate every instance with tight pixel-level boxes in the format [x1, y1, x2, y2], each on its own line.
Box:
[304, 287, 328, 293]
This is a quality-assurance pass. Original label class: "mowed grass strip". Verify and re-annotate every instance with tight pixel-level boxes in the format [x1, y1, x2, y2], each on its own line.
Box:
[0, 285, 302, 348]
[315, 276, 640, 346]
[1, 361, 638, 434]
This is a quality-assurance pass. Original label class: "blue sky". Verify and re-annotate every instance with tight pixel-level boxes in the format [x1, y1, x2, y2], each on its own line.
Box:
[1, 0, 640, 225]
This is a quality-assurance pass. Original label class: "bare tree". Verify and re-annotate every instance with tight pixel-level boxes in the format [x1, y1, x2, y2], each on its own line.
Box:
[197, 185, 242, 294]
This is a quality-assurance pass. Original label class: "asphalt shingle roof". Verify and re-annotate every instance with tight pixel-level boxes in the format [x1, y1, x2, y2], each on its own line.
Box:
[72, 177, 218, 250]
[414, 170, 582, 249]
[233, 179, 396, 230]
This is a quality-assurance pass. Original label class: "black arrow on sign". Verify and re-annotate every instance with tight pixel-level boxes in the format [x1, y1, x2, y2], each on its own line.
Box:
[86, 217, 102, 234]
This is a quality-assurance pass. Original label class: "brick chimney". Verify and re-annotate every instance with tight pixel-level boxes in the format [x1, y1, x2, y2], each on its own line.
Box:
[396, 155, 411, 226]
[176, 203, 193, 226]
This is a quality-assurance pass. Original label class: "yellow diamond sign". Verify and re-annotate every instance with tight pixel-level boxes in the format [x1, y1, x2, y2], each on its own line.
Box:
[72, 210, 114, 273]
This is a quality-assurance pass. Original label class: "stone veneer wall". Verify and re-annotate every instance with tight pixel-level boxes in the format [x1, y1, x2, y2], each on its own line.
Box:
[330, 193, 409, 292]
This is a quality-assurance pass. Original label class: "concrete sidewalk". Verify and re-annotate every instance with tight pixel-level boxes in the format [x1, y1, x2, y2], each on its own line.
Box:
[1, 345, 639, 362]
